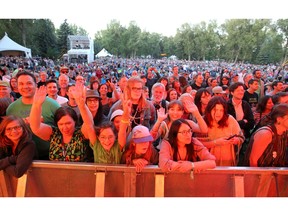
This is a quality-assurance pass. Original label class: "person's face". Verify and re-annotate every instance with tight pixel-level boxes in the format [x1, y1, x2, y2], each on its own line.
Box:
[57, 115, 76, 137]
[244, 74, 253, 83]
[185, 86, 192, 93]
[153, 87, 164, 102]
[144, 88, 149, 99]
[196, 75, 204, 84]
[130, 82, 143, 101]
[169, 90, 178, 101]
[5, 120, 23, 144]
[177, 123, 192, 146]
[40, 73, 47, 82]
[232, 86, 245, 100]
[221, 78, 229, 85]
[17, 75, 36, 99]
[75, 76, 85, 85]
[211, 80, 218, 87]
[59, 75, 69, 88]
[266, 98, 274, 111]
[92, 82, 99, 90]
[250, 81, 259, 91]
[173, 67, 178, 74]
[86, 98, 100, 112]
[98, 128, 116, 151]
[135, 142, 150, 155]
[160, 79, 168, 86]
[275, 82, 284, 92]
[99, 84, 108, 95]
[113, 115, 122, 131]
[10, 79, 17, 88]
[0, 86, 11, 98]
[201, 92, 211, 105]
[254, 71, 262, 79]
[46, 82, 58, 97]
[211, 104, 224, 123]
[173, 81, 180, 88]
[119, 77, 128, 90]
[168, 104, 184, 121]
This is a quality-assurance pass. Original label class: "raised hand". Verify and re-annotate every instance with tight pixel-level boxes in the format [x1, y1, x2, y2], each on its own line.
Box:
[183, 100, 199, 115]
[71, 83, 86, 106]
[33, 85, 47, 106]
[157, 107, 168, 122]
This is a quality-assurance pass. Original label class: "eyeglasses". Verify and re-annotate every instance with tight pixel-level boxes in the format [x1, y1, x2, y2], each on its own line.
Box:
[131, 87, 143, 91]
[99, 136, 115, 141]
[87, 99, 99, 104]
[178, 129, 193, 135]
[6, 125, 22, 133]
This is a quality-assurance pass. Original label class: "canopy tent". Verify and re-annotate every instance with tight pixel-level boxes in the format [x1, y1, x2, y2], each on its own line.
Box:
[0, 32, 32, 58]
[95, 48, 113, 58]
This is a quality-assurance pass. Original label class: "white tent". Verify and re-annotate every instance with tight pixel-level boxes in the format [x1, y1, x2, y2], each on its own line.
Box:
[95, 48, 112, 58]
[0, 32, 32, 58]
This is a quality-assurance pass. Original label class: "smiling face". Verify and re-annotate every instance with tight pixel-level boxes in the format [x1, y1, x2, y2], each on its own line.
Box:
[17, 75, 36, 99]
[5, 120, 23, 144]
[98, 128, 116, 151]
[168, 104, 184, 121]
[57, 115, 76, 137]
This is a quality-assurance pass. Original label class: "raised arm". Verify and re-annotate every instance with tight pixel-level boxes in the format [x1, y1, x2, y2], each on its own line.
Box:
[29, 86, 52, 141]
[118, 92, 132, 150]
[72, 84, 96, 144]
[183, 100, 208, 133]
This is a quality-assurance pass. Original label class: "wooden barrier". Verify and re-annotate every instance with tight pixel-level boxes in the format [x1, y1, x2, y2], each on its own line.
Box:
[1, 161, 288, 197]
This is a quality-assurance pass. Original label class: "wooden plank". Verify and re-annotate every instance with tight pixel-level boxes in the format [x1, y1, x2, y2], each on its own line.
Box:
[16, 173, 27, 197]
[233, 175, 245, 197]
[123, 171, 136, 197]
[256, 174, 272, 197]
[0, 171, 9, 197]
[155, 173, 165, 197]
[95, 171, 105, 197]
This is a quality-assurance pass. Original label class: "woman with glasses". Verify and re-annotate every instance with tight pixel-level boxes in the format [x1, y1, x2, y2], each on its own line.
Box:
[108, 76, 156, 130]
[150, 100, 208, 151]
[158, 118, 216, 173]
[79, 89, 107, 127]
[195, 96, 244, 166]
[0, 115, 37, 178]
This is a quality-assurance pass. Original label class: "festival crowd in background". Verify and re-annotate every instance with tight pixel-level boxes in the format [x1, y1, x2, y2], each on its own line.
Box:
[1, 55, 288, 178]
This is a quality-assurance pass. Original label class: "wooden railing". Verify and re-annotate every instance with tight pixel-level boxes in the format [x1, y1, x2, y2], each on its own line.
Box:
[1, 161, 288, 197]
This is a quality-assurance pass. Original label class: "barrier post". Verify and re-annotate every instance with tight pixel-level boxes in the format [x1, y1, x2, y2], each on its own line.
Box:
[155, 173, 165, 197]
[233, 175, 245, 197]
[0, 171, 9, 197]
[95, 171, 106, 197]
[16, 173, 27, 197]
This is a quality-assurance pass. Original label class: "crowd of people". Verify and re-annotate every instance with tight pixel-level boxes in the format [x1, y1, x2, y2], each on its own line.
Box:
[0, 55, 288, 178]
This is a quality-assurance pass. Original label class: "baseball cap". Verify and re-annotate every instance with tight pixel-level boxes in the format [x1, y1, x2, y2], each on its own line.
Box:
[110, 109, 124, 121]
[212, 86, 226, 94]
[86, 90, 101, 99]
[0, 81, 10, 88]
[132, 125, 154, 144]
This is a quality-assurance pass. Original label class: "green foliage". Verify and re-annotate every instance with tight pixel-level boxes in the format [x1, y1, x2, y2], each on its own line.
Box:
[0, 18, 287, 65]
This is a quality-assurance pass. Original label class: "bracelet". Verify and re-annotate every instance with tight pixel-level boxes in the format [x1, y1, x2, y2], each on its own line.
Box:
[121, 119, 130, 124]
[191, 162, 195, 170]
[190, 162, 195, 180]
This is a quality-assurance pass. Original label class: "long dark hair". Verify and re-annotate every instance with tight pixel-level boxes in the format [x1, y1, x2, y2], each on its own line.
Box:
[168, 119, 194, 162]
[194, 88, 211, 115]
[54, 106, 78, 126]
[204, 96, 229, 128]
[255, 95, 272, 113]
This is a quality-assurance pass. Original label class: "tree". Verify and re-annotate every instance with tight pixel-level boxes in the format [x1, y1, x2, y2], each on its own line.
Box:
[56, 19, 73, 57]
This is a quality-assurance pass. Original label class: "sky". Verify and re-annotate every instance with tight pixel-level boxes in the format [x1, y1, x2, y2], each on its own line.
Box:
[1, 0, 287, 38]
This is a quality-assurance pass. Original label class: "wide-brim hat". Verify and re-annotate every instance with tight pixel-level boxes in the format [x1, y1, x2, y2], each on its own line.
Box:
[86, 90, 101, 99]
